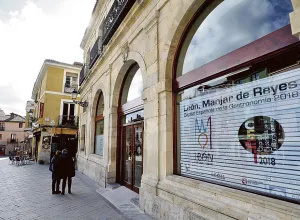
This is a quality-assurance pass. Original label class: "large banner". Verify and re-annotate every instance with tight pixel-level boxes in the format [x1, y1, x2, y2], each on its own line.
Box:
[180, 68, 300, 202]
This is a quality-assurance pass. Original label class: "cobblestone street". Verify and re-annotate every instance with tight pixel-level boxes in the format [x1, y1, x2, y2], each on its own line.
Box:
[0, 157, 146, 220]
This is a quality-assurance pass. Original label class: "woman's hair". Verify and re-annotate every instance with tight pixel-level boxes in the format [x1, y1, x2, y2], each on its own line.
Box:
[55, 150, 61, 156]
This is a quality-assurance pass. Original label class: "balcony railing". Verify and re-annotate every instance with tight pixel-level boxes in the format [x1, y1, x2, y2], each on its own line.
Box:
[102, 0, 135, 45]
[79, 64, 86, 86]
[58, 115, 78, 128]
[64, 83, 78, 93]
[0, 126, 5, 131]
[89, 36, 103, 69]
[7, 139, 18, 144]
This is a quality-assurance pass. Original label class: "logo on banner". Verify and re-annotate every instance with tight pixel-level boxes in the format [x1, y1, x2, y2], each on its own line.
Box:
[195, 116, 212, 149]
[242, 177, 263, 185]
[238, 116, 284, 163]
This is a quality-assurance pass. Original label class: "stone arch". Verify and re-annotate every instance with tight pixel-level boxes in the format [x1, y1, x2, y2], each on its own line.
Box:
[90, 82, 107, 155]
[163, 0, 215, 81]
[111, 50, 147, 108]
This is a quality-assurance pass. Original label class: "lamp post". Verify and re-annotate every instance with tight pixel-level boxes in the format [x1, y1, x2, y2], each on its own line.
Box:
[71, 89, 88, 107]
[28, 109, 33, 118]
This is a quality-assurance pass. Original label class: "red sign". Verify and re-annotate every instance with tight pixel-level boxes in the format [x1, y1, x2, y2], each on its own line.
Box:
[39, 103, 44, 118]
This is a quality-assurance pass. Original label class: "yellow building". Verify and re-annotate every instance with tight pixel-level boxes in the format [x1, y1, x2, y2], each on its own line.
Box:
[29, 59, 82, 163]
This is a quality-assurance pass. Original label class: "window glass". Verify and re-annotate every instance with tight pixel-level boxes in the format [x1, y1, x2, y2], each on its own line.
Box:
[0, 134, 2, 140]
[65, 76, 71, 88]
[19, 123, 22, 128]
[127, 69, 142, 102]
[95, 92, 105, 156]
[177, 66, 300, 203]
[96, 93, 104, 116]
[121, 64, 143, 105]
[123, 110, 144, 124]
[95, 119, 104, 155]
[177, 0, 293, 76]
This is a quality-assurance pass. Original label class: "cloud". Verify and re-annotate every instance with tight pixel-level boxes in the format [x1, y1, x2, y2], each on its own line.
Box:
[127, 69, 143, 102]
[182, 0, 293, 75]
[0, 0, 95, 116]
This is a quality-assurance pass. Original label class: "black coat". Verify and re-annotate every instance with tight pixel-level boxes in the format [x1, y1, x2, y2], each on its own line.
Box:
[51, 156, 62, 180]
[60, 154, 75, 178]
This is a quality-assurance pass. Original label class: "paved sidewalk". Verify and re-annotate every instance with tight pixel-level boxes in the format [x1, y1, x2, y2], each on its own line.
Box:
[0, 157, 151, 220]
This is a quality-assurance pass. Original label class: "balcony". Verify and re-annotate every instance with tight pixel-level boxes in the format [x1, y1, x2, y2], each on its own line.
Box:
[58, 115, 78, 128]
[79, 64, 86, 86]
[64, 83, 78, 93]
[7, 139, 18, 144]
[89, 36, 103, 69]
[102, 0, 135, 45]
[0, 126, 5, 131]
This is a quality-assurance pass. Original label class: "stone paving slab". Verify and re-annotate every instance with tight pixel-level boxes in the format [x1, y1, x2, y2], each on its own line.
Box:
[0, 157, 152, 220]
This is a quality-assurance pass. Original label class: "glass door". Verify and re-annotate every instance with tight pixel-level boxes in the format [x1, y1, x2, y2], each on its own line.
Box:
[123, 126, 133, 189]
[122, 122, 143, 193]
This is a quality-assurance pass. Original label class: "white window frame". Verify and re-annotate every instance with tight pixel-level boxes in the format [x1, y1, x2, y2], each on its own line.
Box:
[62, 70, 79, 93]
[60, 100, 78, 117]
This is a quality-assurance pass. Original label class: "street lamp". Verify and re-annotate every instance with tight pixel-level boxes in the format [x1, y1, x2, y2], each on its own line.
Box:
[72, 89, 88, 107]
[28, 109, 34, 121]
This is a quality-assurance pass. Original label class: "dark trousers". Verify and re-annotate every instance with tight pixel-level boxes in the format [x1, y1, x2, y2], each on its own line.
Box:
[52, 179, 61, 192]
[62, 176, 72, 192]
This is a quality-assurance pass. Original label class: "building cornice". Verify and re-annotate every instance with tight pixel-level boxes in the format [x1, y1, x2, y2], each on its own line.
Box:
[80, 0, 108, 50]
[31, 59, 82, 100]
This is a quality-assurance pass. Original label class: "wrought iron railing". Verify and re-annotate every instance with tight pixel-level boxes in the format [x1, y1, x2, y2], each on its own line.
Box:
[7, 139, 18, 144]
[58, 115, 78, 128]
[79, 64, 86, 86]
[89, 36, 103, 69]
[102, 0, 135, 45]
[64, 83, 78, 93]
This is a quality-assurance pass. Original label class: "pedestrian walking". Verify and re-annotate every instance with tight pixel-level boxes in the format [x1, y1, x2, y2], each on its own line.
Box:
[50, 150, 62, 194]
[60, 149, 75, 195]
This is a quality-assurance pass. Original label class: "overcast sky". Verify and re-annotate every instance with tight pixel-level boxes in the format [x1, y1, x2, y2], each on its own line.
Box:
[0, 0, 95, 116]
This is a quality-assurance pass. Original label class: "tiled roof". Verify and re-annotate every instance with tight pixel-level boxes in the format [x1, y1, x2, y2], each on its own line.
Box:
[0, 113, 25, 122]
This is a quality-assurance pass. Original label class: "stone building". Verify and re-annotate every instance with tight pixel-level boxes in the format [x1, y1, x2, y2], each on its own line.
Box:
[77, 0, 300, 219]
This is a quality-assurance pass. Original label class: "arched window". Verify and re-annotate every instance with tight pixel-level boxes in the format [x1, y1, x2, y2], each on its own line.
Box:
[118, 63, 144, 193]
[95, 92, 104, 156]
[174, 0, 300, 203]
[121, 64, 143, 105]
[176, 0, 293, 77]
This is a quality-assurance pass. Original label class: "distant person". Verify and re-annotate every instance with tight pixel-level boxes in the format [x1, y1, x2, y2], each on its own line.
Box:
[60, 149, 75, 195]
[50, 150, 62, 194]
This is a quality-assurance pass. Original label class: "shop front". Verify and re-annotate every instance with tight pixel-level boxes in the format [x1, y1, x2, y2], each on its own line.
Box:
[77, 0, 300, 218]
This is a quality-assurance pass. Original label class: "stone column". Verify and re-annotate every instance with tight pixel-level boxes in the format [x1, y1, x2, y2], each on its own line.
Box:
[290, 0, 300, 39]
[140, 10, 161, 215]
[106, 106, 118, 184]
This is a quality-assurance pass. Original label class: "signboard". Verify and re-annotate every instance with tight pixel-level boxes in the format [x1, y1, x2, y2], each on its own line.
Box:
[39, 103, 44, 118]
[180, 68, 300, 202]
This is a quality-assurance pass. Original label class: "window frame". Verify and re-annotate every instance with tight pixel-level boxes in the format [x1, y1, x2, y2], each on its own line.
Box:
[64, 73, 78, 93]
[94, 93, 104, 156]
[11, 134, 16, 140]
[19, 123, 23, 128]
[172, 0, 300, 204]
[0, 134, 2, 140]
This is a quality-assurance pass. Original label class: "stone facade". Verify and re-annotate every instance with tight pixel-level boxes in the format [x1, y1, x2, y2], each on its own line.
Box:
[78, 0, 300, 219]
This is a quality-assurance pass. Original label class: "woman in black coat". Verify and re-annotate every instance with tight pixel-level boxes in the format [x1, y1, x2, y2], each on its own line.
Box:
[50, 150, 62, 194]
[60, 149, 75, 195]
